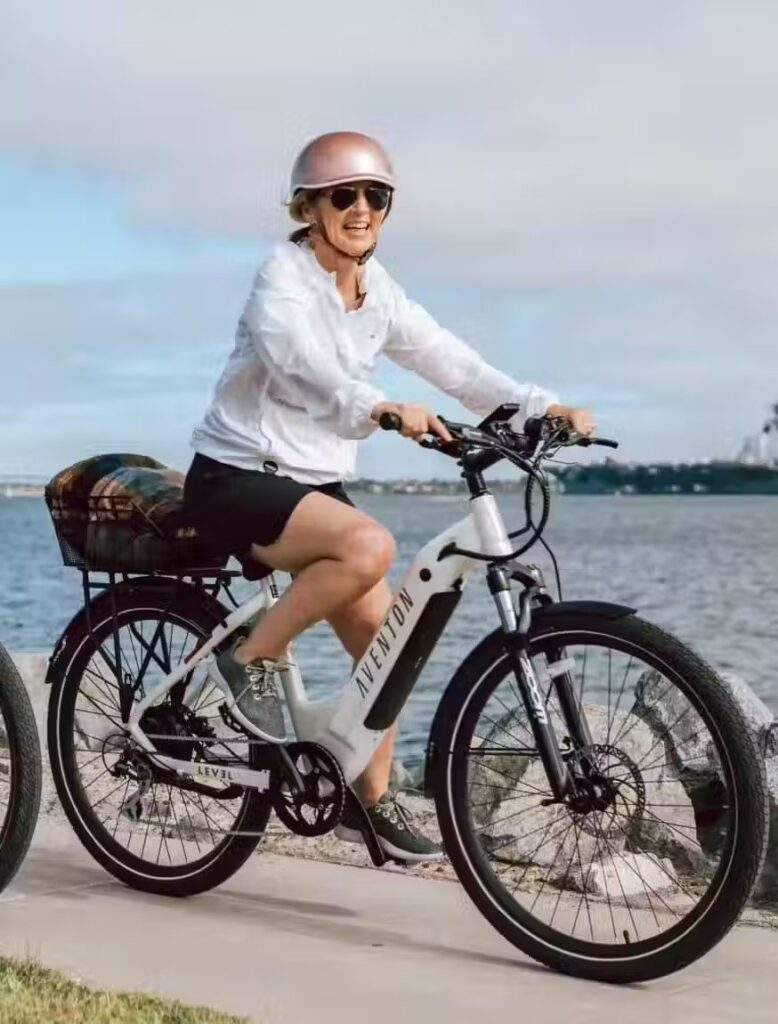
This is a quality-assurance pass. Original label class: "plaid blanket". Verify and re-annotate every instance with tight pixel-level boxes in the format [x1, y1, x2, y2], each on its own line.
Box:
[46, 454, 226, 573]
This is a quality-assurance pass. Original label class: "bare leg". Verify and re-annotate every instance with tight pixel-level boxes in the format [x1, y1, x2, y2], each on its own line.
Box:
[226, 491, 399, 807]
[232, 491, 395, 664]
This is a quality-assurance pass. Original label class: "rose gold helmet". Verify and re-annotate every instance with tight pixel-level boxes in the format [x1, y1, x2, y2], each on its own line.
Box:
[288, 131, 395, 222]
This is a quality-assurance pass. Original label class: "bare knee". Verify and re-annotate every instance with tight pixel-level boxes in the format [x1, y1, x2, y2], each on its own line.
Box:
[340, 524, 395, 589]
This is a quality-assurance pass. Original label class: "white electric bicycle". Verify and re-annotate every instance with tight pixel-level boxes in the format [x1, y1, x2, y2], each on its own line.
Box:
[45, 406, 768, 983]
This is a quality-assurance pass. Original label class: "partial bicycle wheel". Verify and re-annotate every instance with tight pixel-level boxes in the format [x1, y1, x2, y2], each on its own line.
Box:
[0, 643, 42, 891]
[48, 584, 271, 897]
[432, 611, 768, 983]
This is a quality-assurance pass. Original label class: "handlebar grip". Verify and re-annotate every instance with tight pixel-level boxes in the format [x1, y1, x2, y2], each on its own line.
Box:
[379, 411, 403, 432]
[578, 436, 619, 449]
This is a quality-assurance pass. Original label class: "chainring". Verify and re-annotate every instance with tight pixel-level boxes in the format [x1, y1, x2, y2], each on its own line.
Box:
[269, 742, 345, 837]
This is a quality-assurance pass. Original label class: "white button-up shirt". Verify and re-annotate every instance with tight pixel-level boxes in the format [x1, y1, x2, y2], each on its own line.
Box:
[191, 240, 559, 484]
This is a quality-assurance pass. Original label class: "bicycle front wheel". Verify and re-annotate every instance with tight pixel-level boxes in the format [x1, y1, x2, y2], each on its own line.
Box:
[0, 643, 42, 892]
[432, 611, 768, 983]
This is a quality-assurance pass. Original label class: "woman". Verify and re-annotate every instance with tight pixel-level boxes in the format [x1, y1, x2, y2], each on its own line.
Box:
[185, 131, 594, 862]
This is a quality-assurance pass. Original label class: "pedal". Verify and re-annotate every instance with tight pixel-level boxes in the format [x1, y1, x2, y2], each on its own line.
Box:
[342, 788, 389, 868]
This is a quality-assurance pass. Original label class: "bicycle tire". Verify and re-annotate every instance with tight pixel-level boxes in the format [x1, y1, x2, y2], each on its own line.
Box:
[0, 643, 42, 892]
[47, 583, 271, 897]
[431, 611, 768, 983]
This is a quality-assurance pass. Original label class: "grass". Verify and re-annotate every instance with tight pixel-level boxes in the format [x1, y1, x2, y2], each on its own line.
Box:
[0, 956, 248, 1024]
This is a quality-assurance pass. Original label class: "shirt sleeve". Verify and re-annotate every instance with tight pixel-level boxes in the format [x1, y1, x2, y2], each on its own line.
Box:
[384, 286, 559, 430]
[243, 277, 387, 441]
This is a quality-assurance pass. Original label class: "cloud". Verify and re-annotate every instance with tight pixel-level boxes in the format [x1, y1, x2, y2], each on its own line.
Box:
[4, 1, 778, 286]
[2, 1, 777, 473]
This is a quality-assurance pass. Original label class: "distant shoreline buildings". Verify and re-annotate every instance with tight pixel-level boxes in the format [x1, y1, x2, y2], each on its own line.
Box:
[2, 405, 776, 499]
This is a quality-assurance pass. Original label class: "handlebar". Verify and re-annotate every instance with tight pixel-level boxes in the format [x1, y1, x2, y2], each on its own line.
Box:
[379, 410, 619, 455]
[378, 407, 618, 565]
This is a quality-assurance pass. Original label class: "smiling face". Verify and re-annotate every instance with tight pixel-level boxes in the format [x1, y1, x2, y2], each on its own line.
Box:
[303, 180, 390, 257]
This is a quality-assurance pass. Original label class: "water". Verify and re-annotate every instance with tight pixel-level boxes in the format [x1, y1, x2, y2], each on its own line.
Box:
[1, 494, 776, 763]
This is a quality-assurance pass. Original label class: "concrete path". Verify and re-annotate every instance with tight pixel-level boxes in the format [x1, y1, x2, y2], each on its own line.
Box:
[0, 820, 774, 1024]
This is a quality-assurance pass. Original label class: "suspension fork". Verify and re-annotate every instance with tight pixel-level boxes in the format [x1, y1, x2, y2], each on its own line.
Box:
[488, 566, 573, 802]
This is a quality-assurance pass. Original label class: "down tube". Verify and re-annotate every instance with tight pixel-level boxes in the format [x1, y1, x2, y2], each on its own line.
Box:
[318, 563, 474, 783]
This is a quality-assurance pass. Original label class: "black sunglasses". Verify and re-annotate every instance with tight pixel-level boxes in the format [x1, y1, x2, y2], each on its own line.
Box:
[323, 184, 392, 212]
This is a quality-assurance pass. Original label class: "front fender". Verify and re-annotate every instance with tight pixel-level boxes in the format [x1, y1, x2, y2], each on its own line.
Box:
[421, 599, 637, 796]
[532, 599, 636, 623]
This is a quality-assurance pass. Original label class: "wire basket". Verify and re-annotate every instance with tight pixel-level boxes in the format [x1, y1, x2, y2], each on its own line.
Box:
[45, 491, 227, 574]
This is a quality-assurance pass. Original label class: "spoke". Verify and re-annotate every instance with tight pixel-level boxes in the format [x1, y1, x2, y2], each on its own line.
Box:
[140, 785, 155, 860]
[630, 708, 703, 776]
[547, 820, 585, 930]
[487, 811, 571, 864]
[89, 776, 130, 811]
[75, 749, 107, 773]
[640, 803, 704, 841]
[77, 689, 123, 726]
[570, 817, 596, 940]
[597, 828, 679, 922]
[527, 817, 576, 914]
[611, 679, 690, 750]
[467, 756, 550, 799]
[112, 779, 131, 839]
[472, 799, 543, 836]
[606, 647, 614, 747]
[155, 788, 174, 865]
[608, 654, 634, 743]
[491, 690, 535, 746]
[578, 646, 588, 704]
[478, 710, 529, 750]
[468, 746, 536, 757]
[179, 791, 205, 852]
[81, 766, 111, 792]
[624, 819, 704, 905]
[83, 666, 121, 712]
[167, 796, 190, 863]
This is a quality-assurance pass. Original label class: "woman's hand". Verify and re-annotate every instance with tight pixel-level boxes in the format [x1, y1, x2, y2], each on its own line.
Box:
[545, 403, 595, 437]
[371, 401, 453, 442]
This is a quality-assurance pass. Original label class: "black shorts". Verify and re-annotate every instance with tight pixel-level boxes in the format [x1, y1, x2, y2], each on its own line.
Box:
[183, 452, 356, 555]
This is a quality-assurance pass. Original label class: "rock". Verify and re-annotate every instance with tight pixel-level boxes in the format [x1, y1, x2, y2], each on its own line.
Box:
[719, 672, 775, 756]
[557, 851, 679, 901]
[480, 703, 700, 881]
[389, 758, 415, 792]
[633, 668, 778, 907]
[757, 758, 778, 906]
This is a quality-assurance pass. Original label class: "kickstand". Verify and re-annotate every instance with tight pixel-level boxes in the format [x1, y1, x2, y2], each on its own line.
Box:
[343, 788, 392, 867]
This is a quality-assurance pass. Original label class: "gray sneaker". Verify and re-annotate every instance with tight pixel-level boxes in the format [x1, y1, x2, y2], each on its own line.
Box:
[336, 792, 443, 863]
[212, 642, 286, 742]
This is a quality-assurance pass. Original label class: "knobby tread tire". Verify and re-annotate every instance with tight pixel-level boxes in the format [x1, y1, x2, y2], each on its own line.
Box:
[431, 612, 769, 983]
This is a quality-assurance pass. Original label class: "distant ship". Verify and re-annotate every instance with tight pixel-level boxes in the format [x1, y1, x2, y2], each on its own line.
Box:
[555, 404, 778, 496]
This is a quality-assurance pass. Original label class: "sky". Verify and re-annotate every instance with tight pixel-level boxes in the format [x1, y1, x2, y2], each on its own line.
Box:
[2, 0, 777, 480]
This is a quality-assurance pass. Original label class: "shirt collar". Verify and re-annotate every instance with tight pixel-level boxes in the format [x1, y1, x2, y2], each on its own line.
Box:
[297, 237, 373, 299]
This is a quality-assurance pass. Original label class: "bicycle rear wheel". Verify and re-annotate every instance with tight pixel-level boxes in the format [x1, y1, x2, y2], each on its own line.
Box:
[432, 611, 768, 983]
[0, 643, 42, 892]
[48, 583, 270, 897]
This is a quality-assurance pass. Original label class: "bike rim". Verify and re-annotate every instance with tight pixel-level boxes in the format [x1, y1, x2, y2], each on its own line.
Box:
[448, 628, 740, 960]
